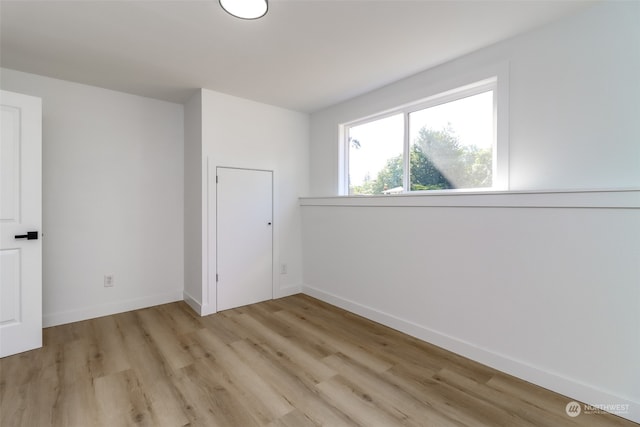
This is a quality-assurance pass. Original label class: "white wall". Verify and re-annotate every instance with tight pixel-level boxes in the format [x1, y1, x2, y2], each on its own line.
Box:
[309, 1, 640, 196]
[303, 2, 640, 423]
[183, 91, 203, 307]
[0, 68, 184, 326]
[187, 89, 309, 315]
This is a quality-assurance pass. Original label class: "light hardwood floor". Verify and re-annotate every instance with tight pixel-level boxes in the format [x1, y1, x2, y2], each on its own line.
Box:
[0, 294, 636, 426]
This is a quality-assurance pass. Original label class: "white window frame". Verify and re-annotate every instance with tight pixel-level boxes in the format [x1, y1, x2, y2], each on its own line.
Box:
[340, 65, 509, 195]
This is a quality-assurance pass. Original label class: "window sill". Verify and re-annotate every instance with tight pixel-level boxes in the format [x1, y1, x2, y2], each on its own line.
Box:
[299, 188, 640, 209]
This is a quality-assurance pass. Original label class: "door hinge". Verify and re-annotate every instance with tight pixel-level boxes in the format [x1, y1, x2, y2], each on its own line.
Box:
[216, 175, 219, 184]
[216, 274, 219, 282]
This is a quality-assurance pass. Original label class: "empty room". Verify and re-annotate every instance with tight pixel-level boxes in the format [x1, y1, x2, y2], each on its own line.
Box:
[0, 0, 638, 426]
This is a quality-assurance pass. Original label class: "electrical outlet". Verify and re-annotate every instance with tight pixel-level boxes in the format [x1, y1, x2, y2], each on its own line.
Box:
[280, 264, 288, 275]
[104, 275, 114, 287]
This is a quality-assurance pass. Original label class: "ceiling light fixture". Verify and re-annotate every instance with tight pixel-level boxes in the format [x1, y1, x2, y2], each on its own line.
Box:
[219, 0, 268, 20]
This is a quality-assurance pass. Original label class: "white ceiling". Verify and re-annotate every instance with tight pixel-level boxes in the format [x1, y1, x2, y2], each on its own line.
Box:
[0, 0, 594, 113]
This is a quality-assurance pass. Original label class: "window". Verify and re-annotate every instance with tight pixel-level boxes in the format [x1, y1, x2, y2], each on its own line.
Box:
[342, 76, 507, 195]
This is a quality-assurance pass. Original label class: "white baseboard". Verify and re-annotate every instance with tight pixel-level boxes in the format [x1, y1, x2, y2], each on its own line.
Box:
[43, 289, 184, 327]
[183, 291, 217, 316]
[183, 285, 302, 318]
[302, 285, 640, 424]
[183, 291, 203, 315]
[276, 284, 302, 299]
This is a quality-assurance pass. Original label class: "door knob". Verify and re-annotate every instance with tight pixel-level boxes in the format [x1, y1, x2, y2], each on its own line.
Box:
[15, 231, 38, 240]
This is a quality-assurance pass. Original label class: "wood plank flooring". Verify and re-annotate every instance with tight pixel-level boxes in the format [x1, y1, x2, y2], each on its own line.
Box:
[1, 294, 636, 426]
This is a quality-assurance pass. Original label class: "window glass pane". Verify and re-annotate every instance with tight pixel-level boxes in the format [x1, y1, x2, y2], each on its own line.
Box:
[409, 90, 493, 191]
[348, 114, 404, 195]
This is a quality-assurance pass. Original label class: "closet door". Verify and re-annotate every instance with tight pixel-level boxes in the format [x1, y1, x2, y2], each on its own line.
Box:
[216, 167, 272, 311]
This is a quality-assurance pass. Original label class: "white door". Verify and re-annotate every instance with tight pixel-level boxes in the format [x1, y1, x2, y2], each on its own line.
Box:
[217, 167, 272, 311]
[0, 90, 42, 358]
